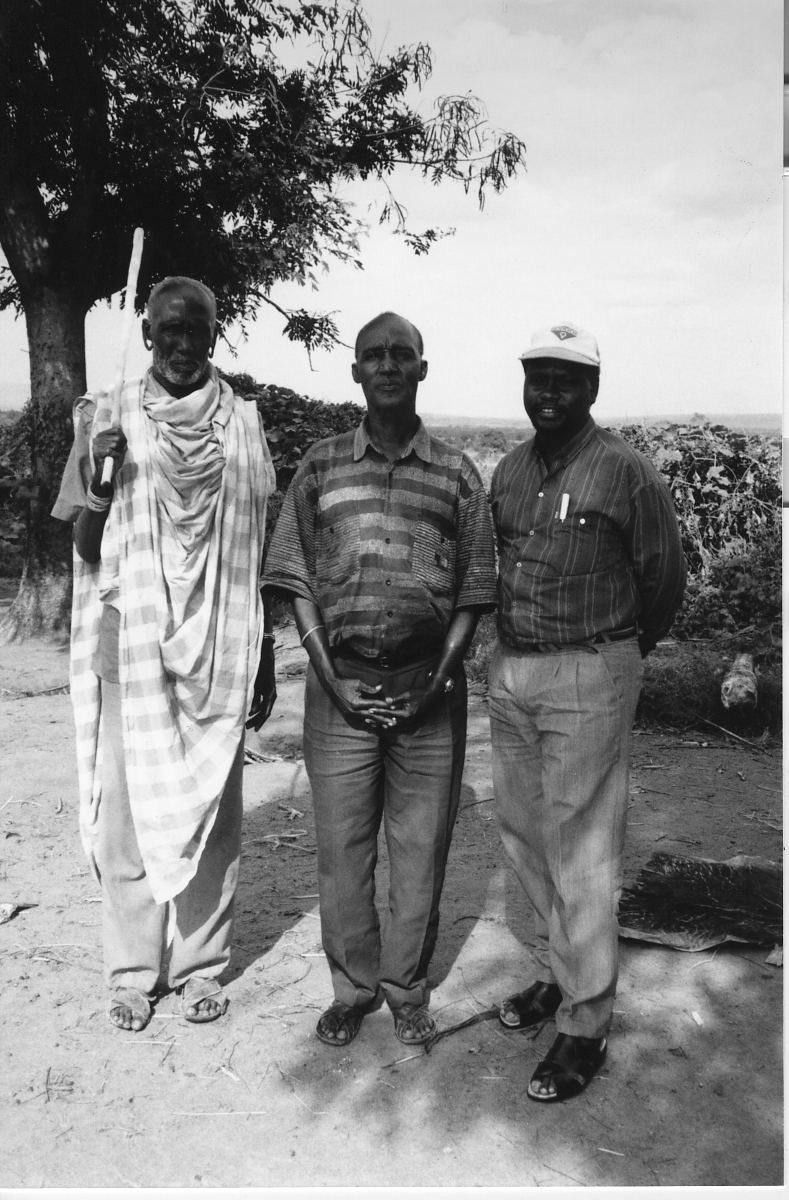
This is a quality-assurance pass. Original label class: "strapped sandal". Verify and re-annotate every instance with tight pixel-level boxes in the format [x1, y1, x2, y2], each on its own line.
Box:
[500, 981, 562, 1030]
[316, 1001, 369, 1047]
[109, 986, 153, 1032]
[179, 977, 228, 1024]
[527, 1032, 607, 1103]
[390, 1002, 437, 1046]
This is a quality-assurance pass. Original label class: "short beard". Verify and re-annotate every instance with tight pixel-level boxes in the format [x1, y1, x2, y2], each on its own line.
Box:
[152, 347, 208, 390]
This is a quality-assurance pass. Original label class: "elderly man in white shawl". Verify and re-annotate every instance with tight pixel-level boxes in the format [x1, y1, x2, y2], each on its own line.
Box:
[52, 276, 277, 1031]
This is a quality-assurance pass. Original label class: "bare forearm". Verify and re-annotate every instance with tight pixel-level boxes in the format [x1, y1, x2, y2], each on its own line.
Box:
[73, 502, 109, 563]
[430, 609, 480, 689]
[292, 596, 336, 687]
[73, 426, 126, 563]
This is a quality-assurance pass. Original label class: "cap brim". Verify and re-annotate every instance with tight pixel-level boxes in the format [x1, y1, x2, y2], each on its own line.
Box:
[519, 347, 599, 367]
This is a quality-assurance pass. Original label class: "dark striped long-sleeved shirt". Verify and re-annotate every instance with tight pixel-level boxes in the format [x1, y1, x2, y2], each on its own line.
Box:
[263, 418, 497, 660]
[490, 418, 686, 651]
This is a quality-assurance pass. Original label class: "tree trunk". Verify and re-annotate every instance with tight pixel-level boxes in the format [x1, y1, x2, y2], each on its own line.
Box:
[0, 288, 88, 643]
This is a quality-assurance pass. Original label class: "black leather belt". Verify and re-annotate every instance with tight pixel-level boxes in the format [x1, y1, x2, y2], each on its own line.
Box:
[509, 627, 638, 654]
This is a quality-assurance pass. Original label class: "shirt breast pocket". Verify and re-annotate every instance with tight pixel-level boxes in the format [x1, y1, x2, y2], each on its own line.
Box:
[412, 524, 457, 596]
[316, 512, 360, 585]
[551, 513, 617, 576]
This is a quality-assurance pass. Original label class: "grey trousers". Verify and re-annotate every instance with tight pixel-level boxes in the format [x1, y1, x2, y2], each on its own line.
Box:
[488, 639, 643, 1038]
[303, 657, 467, 1011]
[95, 679, 244, 996]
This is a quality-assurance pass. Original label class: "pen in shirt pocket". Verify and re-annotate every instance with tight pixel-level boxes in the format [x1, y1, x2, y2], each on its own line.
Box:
[558, 493, 570, 522]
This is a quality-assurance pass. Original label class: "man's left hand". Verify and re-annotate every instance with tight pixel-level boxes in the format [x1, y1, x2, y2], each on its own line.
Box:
[246, 638, 277, 730]
[367, 680, 443, 732]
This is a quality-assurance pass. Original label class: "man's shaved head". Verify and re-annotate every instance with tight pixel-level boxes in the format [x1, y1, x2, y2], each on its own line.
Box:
[147, 276, 217, 329]
[354, 312, 424, 359]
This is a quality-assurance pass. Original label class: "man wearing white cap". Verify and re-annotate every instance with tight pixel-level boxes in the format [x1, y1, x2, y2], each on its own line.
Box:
[488, 322, 685, 1102]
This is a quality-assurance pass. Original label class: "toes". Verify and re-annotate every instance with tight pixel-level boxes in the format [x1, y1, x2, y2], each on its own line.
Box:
[111, 1006, 144, 1031]
[187, 998, 218, 1018]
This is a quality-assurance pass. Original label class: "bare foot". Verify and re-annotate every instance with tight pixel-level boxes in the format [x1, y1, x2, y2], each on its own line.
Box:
[179, 978, 228, 1023]
[109, 987, 152, 1032]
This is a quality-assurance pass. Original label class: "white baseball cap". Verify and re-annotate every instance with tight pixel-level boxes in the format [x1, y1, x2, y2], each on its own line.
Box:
[519, 323, 600, 368]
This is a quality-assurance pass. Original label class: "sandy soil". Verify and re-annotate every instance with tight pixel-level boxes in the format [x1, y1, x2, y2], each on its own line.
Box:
[0, 625, 782, 1188]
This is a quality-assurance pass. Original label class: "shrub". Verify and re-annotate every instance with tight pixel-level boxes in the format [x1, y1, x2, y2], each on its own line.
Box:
[615, 420, 781, 640]
[220, 372, 364, 548]
[637, 644, 781, 736]
[0, 399, 73, 580]
[617, 420, 780, 573]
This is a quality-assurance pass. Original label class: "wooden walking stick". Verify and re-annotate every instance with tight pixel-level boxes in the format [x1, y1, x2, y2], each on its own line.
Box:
[100, 227, 145, 485]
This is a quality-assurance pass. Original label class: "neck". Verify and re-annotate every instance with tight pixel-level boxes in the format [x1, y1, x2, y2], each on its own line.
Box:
[151, 366, 212, 399]
[534, 417, 591, 465]
[534, 431, 568, 466]
[366, 406, 419, 460]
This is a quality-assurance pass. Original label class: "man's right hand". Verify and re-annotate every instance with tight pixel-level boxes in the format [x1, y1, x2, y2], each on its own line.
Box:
[91, 426, 127, 491]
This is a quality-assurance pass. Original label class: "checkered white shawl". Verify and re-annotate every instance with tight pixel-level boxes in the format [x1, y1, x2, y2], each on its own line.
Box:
[70, 368, 274, 903]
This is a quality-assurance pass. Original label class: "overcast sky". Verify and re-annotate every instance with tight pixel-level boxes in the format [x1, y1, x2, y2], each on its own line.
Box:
[1, 0, 782, 421]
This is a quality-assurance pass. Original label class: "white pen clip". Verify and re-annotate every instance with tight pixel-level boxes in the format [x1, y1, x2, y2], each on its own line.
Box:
[559, 493, 570, 522]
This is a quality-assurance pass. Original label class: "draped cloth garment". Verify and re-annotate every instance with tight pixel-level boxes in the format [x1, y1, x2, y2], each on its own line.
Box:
[69, 368, 274, 903]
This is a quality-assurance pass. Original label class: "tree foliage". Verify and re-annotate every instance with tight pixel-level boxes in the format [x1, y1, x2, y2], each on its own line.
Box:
[0, 0, 526, 349]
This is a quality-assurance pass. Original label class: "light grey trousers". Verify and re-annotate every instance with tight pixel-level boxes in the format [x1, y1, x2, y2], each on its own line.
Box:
[488, 638, 643, 1038]
[95, 679, 244, 997]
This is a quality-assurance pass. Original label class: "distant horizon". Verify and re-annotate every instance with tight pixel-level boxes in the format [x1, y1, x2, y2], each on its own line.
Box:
[0, 376, 780, 439]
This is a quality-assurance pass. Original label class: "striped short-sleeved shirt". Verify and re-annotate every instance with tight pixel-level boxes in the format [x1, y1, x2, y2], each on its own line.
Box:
[263, 417, 497, 660]
[490, 418, 686, 651]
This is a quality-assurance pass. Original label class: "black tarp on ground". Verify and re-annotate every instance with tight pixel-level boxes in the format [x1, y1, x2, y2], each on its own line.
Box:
[618, 852, 782, 952]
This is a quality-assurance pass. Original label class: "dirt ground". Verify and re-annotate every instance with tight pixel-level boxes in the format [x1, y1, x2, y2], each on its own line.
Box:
[0, 624, 782, 1189]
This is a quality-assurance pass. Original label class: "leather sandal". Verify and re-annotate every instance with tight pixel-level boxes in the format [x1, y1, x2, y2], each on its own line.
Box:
[499, 981, 562, 1029]
[390, 1002, 437, 1046]
[179, 977, 228, 1023]
[109, 986, 153, 1032]
[316, 1000, 369, 1047]
[527, 1032, 607, 1103]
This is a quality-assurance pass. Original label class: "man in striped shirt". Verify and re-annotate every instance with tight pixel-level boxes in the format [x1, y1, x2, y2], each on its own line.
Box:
[488, 322, 685, 1103]
[263, 312, 497, 1048]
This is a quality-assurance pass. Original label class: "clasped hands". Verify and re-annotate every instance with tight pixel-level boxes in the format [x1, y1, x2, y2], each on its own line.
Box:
[327, 675, 441, 731]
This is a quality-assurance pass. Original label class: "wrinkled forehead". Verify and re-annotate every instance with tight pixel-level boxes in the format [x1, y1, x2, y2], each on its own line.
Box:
[148, 286, 216, 326]
[355, 317, 422, 357]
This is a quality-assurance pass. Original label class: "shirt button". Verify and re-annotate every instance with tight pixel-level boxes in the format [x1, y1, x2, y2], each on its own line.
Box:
[385, 579, 391, 586]
[529, 530, 535, 536]
[580, 518, 586, 525]
[387, 611, 393, 617]
[385, 537, 390, 544]
[516, 561, 521, 567]
[538, 492, 544, 498]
